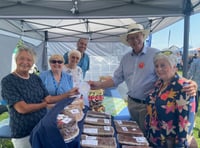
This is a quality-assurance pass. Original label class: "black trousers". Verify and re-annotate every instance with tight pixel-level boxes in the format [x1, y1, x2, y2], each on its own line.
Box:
[196, 91, 200, 113]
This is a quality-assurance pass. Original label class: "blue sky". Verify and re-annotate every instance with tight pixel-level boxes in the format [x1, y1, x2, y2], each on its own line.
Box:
[151, 13, 200, 50]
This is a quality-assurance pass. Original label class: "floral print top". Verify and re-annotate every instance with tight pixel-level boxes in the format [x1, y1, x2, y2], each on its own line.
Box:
[65, 66, 83, 87]
[145, 74, 195, 148]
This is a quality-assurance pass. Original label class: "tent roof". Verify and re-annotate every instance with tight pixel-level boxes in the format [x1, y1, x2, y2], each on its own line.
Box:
[0, 0, 200, 42]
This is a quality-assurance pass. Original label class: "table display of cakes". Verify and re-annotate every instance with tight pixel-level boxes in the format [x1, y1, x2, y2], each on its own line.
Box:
[80, 110, 149, 148]
[56, 97, 150, 147]
[114, 120, 149, 147]
[81, 110, 117, 148]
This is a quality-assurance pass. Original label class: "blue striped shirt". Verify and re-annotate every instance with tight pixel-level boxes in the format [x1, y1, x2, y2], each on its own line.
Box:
[112, 46, 159, 100]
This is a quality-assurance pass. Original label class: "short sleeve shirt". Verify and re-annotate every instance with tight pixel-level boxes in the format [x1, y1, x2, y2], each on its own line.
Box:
[112, 46, 159, 99]
[39, 70, 73, 95]
[1, 73, 48, 138]
[63, 51, 90, 78]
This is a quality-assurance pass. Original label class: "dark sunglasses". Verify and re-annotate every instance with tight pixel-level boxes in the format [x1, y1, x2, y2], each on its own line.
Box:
[50, 60, 63, 64]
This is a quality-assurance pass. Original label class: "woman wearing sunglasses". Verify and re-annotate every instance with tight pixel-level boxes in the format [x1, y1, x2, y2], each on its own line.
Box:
[64, 50, 83, 88]
[39, 54, 78, 108]
[145, 51, 195, 148]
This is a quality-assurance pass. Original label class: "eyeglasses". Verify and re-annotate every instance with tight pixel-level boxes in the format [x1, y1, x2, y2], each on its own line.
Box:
[50, 60, 63, 64]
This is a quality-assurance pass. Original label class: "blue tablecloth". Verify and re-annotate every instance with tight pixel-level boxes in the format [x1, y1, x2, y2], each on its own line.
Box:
[30, 98, 89, 148]
[103, 88, 130, 120]
[104, 87, 121, 98]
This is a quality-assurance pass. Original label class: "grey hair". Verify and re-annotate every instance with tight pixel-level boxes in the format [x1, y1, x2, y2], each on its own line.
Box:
[15, 46, 36, 63]
[68, 49, 81, 59]
[154, 51, 178, 68]
[49, 54, 64, 63]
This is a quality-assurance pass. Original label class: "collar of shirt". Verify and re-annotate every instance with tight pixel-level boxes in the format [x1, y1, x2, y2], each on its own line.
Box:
[131, 46, 147, 56]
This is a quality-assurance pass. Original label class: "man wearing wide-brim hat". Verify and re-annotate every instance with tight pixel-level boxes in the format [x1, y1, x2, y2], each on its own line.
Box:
[89, 23, 197, 134]
[89, 23, 159, 132]
[118, 23, 159, 133]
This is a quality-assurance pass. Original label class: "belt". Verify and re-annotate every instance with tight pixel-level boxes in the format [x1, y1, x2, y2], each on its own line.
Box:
[128, 96, 146, 104]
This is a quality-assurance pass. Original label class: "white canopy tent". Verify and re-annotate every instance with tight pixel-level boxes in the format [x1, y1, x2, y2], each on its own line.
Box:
[1, 0, 200, 98]
[0, 0, 200, 42]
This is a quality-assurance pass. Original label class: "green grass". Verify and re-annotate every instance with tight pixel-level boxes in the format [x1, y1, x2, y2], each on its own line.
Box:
[0, 112, 13, 148]
[0, 112, 9, 121]
[194, 104, 200, 147]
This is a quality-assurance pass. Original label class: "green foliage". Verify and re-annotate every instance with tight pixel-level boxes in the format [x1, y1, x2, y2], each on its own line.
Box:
[0, 112, 9, 121]
[194, 102, 200, 147]
[0, 139, 13, 148]
[16, 39, 24, 49]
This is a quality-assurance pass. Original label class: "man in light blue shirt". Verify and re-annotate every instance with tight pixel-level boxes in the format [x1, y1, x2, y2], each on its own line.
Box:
[89, 23, 197, 133]
[89, 23, 158, 132]
[63, 38, 90, 78]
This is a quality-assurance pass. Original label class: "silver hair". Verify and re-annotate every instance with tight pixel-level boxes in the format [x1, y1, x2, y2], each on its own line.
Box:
[68, 49, 81, 58]
[154, 50, 178, 68]
[15, 46, 36, 63]
[49, 54, 64, 63]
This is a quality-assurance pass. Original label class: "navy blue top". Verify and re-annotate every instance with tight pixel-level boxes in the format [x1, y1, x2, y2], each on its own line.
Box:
[63, 52, 90, 78]
[1, 73, 48, 138]
[145, 74, 195, 147]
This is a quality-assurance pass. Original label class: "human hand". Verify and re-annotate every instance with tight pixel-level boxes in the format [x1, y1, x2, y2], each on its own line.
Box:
[44, 95, 52, 104]
[67, 87, 79, 97]
[182, 80, 197, 96]
[88, 80, 101, 90]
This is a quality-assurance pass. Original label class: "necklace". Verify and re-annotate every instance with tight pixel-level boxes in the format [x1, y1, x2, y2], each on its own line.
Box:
[14, 71, 30, 79]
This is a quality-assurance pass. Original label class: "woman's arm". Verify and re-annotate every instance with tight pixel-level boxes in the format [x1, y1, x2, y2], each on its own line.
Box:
[175, 94, 195, 147]
[14, 100, 47, 114]
[44, 87, 79, 104]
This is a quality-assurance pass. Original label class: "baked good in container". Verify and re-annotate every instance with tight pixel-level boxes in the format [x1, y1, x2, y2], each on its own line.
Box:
[84, 117, 111, 126]
[115, 125, 143, 136]
[81, 134, 117, 148]
[117, 134, 149, 146]
[86, 110, 111, 119]
[83, 124, 114, 136]
[63, 104, 84, 122]
[114, 120, 138, 127]
[57, 113, 79, 143]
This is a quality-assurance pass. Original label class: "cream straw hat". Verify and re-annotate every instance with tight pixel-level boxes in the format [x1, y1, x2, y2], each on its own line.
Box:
[120, 23, 150, 46]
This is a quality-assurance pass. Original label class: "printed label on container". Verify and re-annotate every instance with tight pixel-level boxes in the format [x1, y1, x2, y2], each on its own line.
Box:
[84, 128, 98, 134]
[104, 126, 110, 131]
[70, 109, 80, 114]
[62, 118, 72, 124]
[86, 117, 98, 122]
[133, 137, 147, 143]
[85, 135, 97, 140]
[121, 127, 128, 131]
[117, 120, 122, 124]
[82, 140, 98, 146]
[104, 119, 110, 124]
